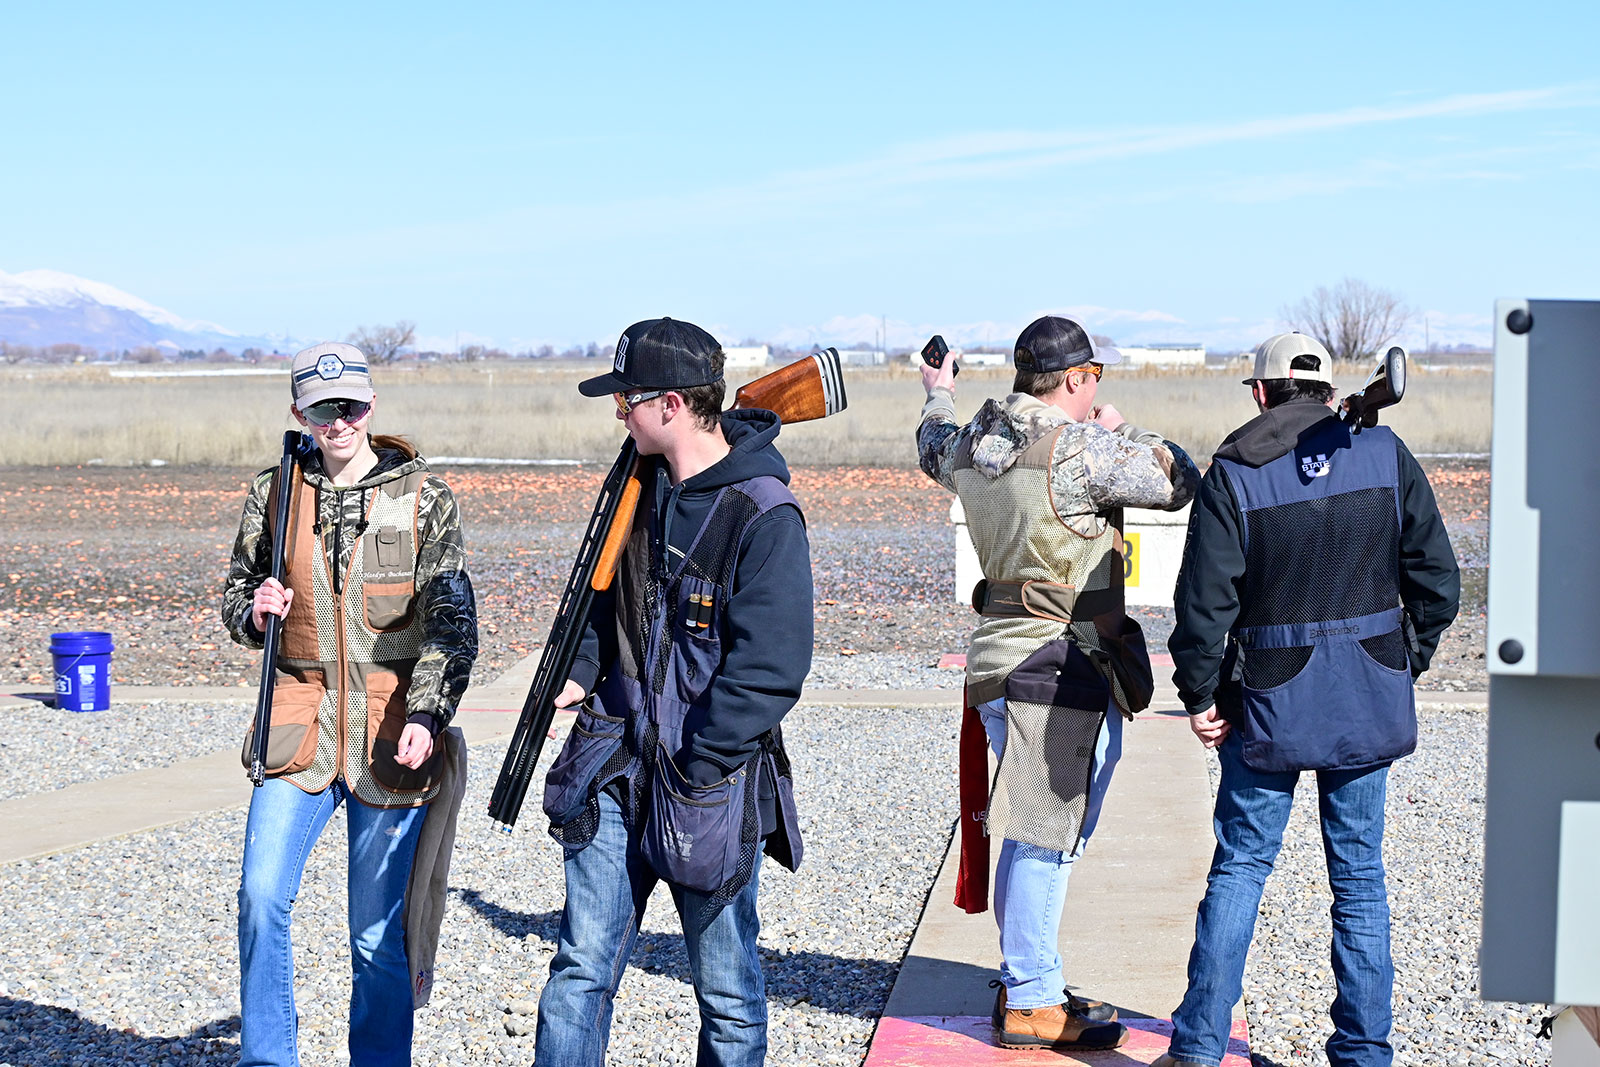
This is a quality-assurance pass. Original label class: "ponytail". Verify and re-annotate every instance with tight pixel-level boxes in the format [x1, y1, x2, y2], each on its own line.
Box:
[370, 433, 419, 460]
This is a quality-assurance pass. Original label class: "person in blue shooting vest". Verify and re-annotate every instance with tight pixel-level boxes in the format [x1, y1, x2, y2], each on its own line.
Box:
[534, 318, 813, 1067]
[1155, 333, 1459, 1067]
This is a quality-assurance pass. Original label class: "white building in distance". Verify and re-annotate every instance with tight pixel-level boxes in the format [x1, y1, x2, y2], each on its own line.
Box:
[903, 347, 1008, 368]
[835, 349, 887, 366]
[1116, 343, 1205, 366]
[723, 345, 770, 369]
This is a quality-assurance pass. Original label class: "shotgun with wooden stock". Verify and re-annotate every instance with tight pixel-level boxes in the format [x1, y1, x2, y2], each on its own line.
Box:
[247, 430, 309, 786]
[488, 348, 849, 831]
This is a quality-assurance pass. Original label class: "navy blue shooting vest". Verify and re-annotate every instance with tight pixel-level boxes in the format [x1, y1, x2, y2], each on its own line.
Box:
[543, 473, 804, 901]
[1213, 419, 1415, 772]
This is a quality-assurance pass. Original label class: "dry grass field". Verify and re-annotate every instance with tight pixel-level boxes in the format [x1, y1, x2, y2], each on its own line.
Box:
[0, 359, 1490, 467]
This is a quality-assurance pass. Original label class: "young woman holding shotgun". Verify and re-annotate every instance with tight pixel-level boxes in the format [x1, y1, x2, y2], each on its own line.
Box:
[221, 341, 477, 1067]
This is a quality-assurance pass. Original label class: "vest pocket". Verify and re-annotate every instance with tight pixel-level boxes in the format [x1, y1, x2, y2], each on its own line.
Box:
[640, 744, 753, 893]
[362, 525, 416, 632]
[1239, 637, 1415, 772]
[363, 581, 415, 632]
[239, 671, 322, 776]
[671, 578, 722, 702]
[542, 701, 627, 827]
[365, 666, 444, 792]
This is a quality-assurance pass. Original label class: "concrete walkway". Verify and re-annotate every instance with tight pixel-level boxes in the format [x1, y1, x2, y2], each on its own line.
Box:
[0, 664, 1486, 1065]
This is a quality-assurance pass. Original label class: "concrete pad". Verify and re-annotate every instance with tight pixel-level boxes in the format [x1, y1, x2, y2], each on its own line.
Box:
[864, 1017, 1250, 1066]
[0, 749, 253, 865]
[880, 705, 1219, 1024]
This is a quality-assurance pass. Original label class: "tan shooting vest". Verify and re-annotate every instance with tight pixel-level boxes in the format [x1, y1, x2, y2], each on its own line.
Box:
[955, 429, 1124, 707]
[252, 465, 442, 807]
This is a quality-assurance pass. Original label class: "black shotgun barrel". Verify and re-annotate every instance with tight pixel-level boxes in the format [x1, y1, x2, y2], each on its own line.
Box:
[488, 439, 640, 830]
[248, 431, 305, 786]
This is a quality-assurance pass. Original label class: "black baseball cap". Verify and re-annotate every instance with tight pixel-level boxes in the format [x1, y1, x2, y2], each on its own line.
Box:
[577, 317, 725, 397]
[1013, 315, 1123, 372]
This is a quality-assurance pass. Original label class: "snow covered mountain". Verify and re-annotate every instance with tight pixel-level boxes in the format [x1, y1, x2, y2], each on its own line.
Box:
[0, 269, 285, 353]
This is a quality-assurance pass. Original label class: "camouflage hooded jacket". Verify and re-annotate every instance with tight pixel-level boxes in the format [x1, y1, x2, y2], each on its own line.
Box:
[221, 443, 478, 734]
[917, 388, 1200, 533]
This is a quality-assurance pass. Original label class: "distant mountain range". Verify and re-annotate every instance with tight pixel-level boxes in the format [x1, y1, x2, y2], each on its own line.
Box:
[0, 269, 287, 354]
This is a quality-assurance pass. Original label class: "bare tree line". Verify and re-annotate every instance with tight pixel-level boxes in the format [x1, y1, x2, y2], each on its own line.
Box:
[1281, 277, 1411, 363]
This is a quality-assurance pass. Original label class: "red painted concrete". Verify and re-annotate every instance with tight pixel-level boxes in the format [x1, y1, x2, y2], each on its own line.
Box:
[863, 1016, 1249, 1066]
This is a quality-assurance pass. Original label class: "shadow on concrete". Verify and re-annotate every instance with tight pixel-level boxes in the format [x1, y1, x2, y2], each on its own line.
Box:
[0, 997, 238, 1065]
[3, 691, 56, 707]
[457, 886, 901, 1018]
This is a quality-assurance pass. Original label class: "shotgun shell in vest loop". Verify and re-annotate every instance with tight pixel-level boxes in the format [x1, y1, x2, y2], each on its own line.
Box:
[698, 595, 713, 629]
[688, 593, 704, 630]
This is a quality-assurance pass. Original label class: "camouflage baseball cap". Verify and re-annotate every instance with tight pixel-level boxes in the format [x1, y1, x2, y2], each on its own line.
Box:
[291, 342, 375, 408]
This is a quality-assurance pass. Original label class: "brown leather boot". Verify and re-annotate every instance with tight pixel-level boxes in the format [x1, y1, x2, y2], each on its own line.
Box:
[990, 980, 1119, 1027]
[996, 1003, 1128, 1050]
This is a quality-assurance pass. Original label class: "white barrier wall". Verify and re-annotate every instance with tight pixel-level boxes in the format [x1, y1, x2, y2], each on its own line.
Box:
[950, 497, 1191, 608]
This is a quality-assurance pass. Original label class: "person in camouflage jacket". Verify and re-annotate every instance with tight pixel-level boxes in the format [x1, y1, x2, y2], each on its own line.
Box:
[221, 342, 477, 1067]
[916, 316, 1197, 1052]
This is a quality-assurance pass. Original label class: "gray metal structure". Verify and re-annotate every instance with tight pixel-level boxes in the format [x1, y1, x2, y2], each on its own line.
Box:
[1481, 298, 1600, 1005]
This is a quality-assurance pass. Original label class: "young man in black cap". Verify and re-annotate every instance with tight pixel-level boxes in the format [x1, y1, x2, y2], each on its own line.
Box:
[534, 317, 813, 1067]
[917, 314, 1199, 1051]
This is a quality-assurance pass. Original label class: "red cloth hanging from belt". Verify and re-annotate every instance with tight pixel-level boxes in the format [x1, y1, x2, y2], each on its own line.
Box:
[953, 685, 991, 914]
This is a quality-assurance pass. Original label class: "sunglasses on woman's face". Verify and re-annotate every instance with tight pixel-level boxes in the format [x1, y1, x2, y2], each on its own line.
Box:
[613, 389, 669, 416]
[302, 398, 372, 426]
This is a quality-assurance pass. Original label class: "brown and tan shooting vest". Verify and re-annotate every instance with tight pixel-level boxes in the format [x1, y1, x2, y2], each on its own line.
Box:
[252, 466, 441, 807]
[955, 428, 1124, 708]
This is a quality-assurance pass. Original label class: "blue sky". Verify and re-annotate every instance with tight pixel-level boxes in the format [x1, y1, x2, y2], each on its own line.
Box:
[3, 1, 1596, 352]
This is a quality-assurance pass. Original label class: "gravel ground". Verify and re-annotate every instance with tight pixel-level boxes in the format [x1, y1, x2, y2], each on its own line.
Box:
[0, 700, 249, 803]
[1192, 706, 1550, 1066]
[0, 700, 957, 1066]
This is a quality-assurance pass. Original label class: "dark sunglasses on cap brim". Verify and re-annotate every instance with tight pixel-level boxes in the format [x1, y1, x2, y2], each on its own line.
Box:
[301, 398, 372, 426]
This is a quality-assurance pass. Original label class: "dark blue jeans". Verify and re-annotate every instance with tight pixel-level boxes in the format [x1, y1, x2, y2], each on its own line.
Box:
[1169, 733, 1394, 1067]
[535, 791, 767, 1067]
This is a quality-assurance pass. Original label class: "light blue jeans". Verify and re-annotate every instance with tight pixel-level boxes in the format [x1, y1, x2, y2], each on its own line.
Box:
[237, 776, 424, 1067]
[536, 791, 768, 1067]
[1167, 732, 1394, 1067]
[978, 695, 1122, 1010]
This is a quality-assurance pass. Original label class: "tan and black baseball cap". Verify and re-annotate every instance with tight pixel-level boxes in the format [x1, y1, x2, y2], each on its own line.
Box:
[291, 342, 375, 408]
[1246, 332, 1333, 384]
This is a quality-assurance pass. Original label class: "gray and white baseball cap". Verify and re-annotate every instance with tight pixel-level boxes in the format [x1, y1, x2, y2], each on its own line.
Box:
[1246, 332, 1333, 384]
[291, 342, 375, 408]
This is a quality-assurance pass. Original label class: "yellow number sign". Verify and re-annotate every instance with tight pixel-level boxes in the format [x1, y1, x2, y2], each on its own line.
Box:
[1124, 531, 1141, 587]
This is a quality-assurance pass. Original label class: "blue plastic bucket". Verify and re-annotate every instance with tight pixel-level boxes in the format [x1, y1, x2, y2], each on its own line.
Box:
[50, 631, 115, 712]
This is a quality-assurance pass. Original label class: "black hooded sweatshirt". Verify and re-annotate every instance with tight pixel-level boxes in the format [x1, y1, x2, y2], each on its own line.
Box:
[1170, 397, 1460, 715]
[572, 408, 814, 799]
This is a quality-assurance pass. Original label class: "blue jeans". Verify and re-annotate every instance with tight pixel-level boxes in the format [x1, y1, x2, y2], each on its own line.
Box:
[237, 777, 424, 1067]
[979, 696, 1122, 1010]
[536, 791, 767, 1067]
[1169, 733, 1394, 1067]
